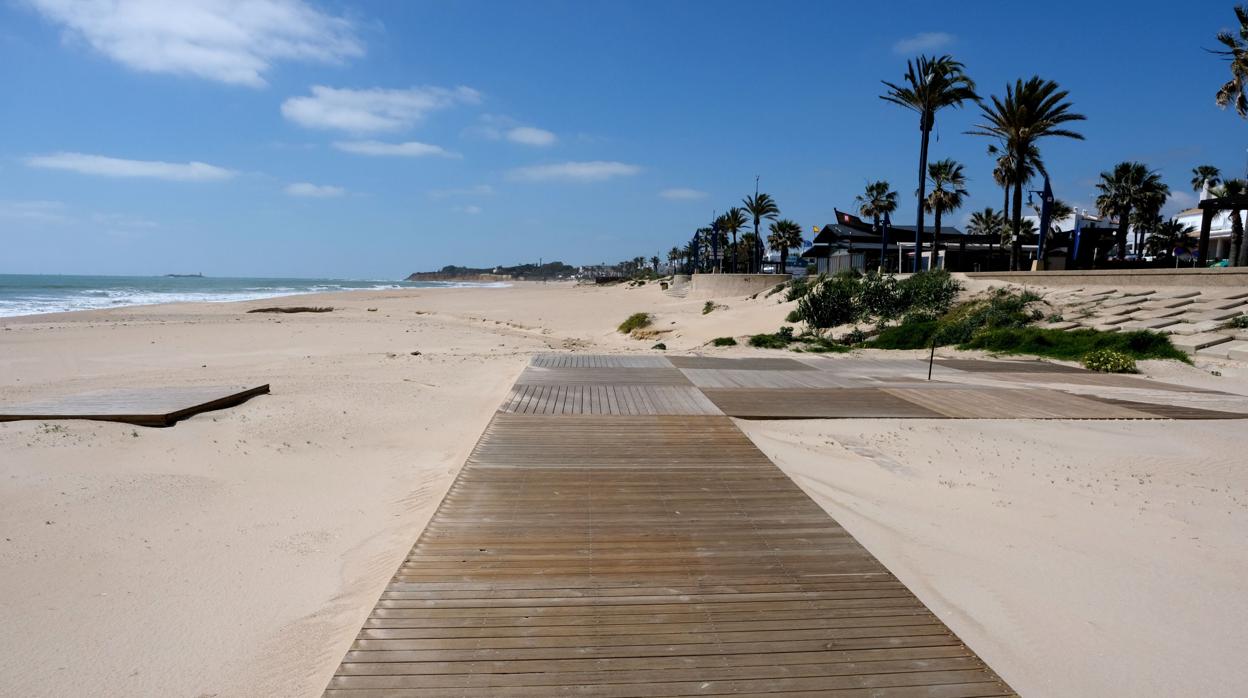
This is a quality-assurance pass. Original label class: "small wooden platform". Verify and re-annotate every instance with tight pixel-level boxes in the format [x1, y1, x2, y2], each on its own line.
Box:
[0, 385, 269, 427]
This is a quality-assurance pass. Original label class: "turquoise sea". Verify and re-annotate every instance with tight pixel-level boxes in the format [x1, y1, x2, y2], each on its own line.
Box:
[0, 274, 508, 318]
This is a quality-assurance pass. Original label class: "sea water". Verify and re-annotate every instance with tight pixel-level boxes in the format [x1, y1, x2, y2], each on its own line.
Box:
[0, 274, 508, 317]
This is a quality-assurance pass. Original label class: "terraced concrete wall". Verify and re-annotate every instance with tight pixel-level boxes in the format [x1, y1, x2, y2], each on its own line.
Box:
[689, 273, 791, 297]
[966, 268, 1248, 288]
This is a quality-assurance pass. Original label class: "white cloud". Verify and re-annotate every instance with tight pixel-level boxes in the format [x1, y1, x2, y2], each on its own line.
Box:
[428, 184, 494, 199]
[507, 161, 641, 183]
[454, 205, 483, 215]
[333, 140, 460, 158]
[506, 126, 557, 146]
[892, 32, 955, 55]
[285, 182, 344, 197]
[0, 200, 73, 223]
[282, 85, 481, 132]
[465, 115, 557, 146]
[659, 187, 707, 200]
[91, 212, 158, 228]
[26, 0, 363, 87]
[1165, 190, 1198, 215]
[26, 152, 236, 180]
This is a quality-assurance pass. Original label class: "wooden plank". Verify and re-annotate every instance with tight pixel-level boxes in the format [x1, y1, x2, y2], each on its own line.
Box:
[0, 384, 269, 427]
[882, 387, 1157, 419]
[933, 358, 1087, 374]
[667, 355, 818, 371]
[1076, 395, 1248, 419]
[702, 388, 946, 419]
[516, 367, 692, 385]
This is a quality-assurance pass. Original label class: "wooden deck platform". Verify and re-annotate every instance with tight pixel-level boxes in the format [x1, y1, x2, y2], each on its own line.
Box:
[0, 384, 269, 427]
[323, 353, 1245, 696]
[323, 357, 1037, 696]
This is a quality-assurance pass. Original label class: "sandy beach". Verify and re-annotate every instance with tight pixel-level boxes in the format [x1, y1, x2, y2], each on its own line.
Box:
[2, 280, 1248, 697]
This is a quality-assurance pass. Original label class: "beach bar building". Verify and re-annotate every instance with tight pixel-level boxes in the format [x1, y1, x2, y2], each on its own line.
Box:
[802, 209, 1009, 273]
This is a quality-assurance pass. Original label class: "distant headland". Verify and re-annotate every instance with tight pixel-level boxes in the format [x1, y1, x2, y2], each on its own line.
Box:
[164, 273, 204, 278]
[407, 263, 575, 282]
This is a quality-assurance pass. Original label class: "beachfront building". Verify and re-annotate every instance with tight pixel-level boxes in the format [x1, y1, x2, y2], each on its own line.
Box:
[801, 209, 1002, 273]
[1172, 206, 1243, 262]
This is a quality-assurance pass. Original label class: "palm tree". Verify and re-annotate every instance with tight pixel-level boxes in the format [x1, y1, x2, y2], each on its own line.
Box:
[1145, 219, 1195, 260]
[742, 192, 780, 273]
[667, 246, 683, 273]
[855, 180, 899, 272]
[650, 255, 660, 274]
[683, 239, 700, 273]
[969, 77, 1085, 270]
[767, 219, 804, 274]
[1191, 165, 1222, 199]
[1095, 162, 1168, 259]
[1214, 5, 1248, 117]
[967, 207, 1008, 269]
[720, 208, 749, 272]
[923, 159, 968, 270]
[881, 55, 978, 272]
[1214, 179, 1248, 265]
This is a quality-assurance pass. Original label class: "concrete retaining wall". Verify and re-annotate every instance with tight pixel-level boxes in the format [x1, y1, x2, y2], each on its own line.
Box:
[689, 273, 791, 297]
[965, 268, 1248, 288]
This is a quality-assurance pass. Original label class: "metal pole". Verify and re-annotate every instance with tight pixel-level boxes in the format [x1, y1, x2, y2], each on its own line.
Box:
[928, 338, 936, 381]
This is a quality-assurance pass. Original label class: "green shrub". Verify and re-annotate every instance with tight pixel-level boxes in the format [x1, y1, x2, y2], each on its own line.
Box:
[895, 269, 961, 316]
[960, 328, 1188, 363]
[785, 309, 801, 323]
[841, 327, 870, 345]
[749, 326, 796, 349]
[932, 288, 1041, 345]
[869, 320, 939, 350]
[711, 336, 738, 346]
[618, 312, 652, 333]
[765, 282, 787, 298]
[1082, 348, 1137, 373]
[702, 301, 716, 315]
[1046, 313, 1065, 323]
[796, 273, 859, 328]
[857, 271, 900, 318]
[785, 275, 817, 301]
[1226, 314, 1248, 329]
[651, 342, 667, 350]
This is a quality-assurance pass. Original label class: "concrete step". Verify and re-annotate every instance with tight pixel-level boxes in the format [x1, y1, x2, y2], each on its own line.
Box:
[1196, 340, 1248, 360]
[1171, 332, 1234, 353]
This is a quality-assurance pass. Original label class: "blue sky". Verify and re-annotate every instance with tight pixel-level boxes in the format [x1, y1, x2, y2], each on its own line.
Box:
[1, 0, 1244, 278]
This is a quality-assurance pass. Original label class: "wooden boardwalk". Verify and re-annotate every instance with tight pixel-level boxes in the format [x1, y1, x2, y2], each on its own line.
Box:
[323, 354, 1247, 695]
[324, 356, 1029, 696]
[0, 384, 269, 427]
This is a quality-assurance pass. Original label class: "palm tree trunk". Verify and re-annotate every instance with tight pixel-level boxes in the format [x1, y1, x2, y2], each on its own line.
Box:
[1000, 185, 1009, 271]
[931, 206, 942, 271]
[1010, 181, 1024, 271]
[914, 117, 931, 273]
[731, 233, 738, 272]
[1239, 213, 1248, 266]
[1231, 211, 1244, 267]
[753, 218, 760, 273]
[1115, 213, 1130, 261]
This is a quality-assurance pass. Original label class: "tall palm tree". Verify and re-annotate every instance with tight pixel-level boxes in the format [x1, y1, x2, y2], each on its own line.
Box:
[969, 77, 1085, 270]
[742, 192, 780, 273]
[683, 239, 700, 273]
[923, 159, 968, 270]
[667, 246, 683, 274]
[720, 207, 749, 272]
[881, 55, 978, 272]
[1095, 162, 1168, 259]
[1214, 179, 1248, 265]
[767, 219, 804, 274]
[1214, 5, 1248, 117]
[650, 255, 660, 274]
[1191, 165, 1222, 198]
[967, 207, 1007, 269]
[855, 180, 899, 272]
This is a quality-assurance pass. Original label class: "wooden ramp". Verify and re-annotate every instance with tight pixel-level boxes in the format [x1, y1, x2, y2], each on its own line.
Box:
[324, 358, 1018, 697]
[0, 384, 269, 427]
